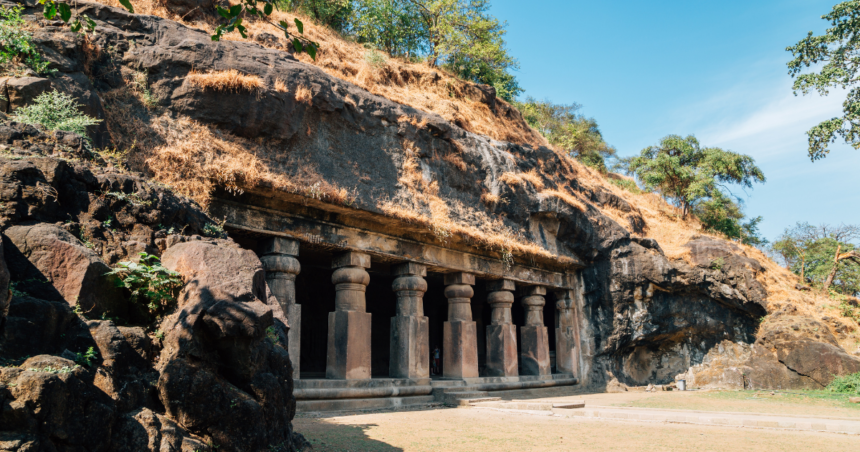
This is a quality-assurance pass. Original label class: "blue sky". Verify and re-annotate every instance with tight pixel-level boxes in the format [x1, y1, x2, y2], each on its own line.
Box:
[491, 0, 860, 242]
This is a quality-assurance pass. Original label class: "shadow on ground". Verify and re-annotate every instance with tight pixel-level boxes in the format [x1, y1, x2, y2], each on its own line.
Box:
[295, 419, 404, 452]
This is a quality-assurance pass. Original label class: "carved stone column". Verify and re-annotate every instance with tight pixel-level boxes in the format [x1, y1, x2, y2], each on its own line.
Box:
[442, 272, 478, 379]
[259, 238, 301, 379]
[519, 286, 550, 376]
[326, 251, 372, 380]
[555, 289, 577, 375]
[485, 279, 518, 377]
[389, 263, 429, 379]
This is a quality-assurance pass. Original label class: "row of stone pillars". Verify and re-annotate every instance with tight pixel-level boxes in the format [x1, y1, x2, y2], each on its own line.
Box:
[260, 237, 578, 381]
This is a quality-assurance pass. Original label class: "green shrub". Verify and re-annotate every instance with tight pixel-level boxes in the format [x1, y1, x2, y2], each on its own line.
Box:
[826, 372, 860, 394]
[106, 252, 183, 320]
[12, 90, 101, 137]
[608, 177, 642, 194]
[75, 347, 98, 367]
[364, 49, 387, 69]
[0, 6, 50, 74]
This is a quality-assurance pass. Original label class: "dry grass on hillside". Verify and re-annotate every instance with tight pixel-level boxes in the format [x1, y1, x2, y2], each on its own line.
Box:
[101, 88, 353, 209]
[92, 0, 547, 149]
[187, 69, 263, 93]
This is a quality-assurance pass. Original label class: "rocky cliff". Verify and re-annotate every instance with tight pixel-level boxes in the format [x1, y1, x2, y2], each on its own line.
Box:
[1, 0, 860, 449]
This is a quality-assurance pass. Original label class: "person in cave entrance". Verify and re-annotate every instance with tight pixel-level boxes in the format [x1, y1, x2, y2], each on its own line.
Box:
[431, 346, 441, 375]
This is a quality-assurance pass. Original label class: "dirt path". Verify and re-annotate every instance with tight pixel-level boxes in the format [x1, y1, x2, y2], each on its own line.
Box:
[294, 405, 860, 451]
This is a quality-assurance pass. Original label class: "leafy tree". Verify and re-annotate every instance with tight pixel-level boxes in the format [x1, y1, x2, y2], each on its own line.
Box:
[285, 0, 353, 32]
[351, 0, 427, 57]
[620, 135, 765, 219]
[515, 97, 616, 171]
[772, 223, 860, 294]
[786, 1, 860, 160]
[404, 0, 520, 99]
[693, 191, 767, 246]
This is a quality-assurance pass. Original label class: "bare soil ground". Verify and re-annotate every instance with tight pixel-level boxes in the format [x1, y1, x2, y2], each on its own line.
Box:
[294, 404, 859, 452]
[553, 389, 860, 418]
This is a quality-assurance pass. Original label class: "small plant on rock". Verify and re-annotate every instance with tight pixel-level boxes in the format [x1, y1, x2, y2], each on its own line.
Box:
[266, 326, 279, 345]
[75, 346, 98, 367]
[12, 90, 101, 137]
[203, 219, 227, 239]
[0, 6, 51, 74]
[106, 252, 183, 320]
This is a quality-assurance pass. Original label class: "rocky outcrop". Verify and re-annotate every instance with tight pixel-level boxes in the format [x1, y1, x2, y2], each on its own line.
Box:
[158, 239, 297, 451]
[5, 223, 127, 318]
[681, 306, 860, 390]
[0, 121, 302, 449]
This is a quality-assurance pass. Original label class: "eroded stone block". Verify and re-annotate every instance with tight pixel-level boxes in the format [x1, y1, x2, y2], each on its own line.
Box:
[326, 310, 372, 379]
[443, 321, 479, 378]
[520, 325, 550, 376]
[390, 315, 429, 378]
[486, 324, 518, 377]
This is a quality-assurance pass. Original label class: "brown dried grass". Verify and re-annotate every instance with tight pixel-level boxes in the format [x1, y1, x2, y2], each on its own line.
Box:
[186, 69, 263, 92]
[294, 85, 313, 104]
[91, 0, 547, 148]
[274, 78, 288, 93]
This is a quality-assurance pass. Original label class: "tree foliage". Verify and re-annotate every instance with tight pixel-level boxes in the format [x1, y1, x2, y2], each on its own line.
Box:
[348, 0, 520, 101]
[692, 191, 767, 246]
[772, 223, 860, 295]
[787, 1, 860, 160]
[619, 135, 765, 220]
[514, 97, 616, 171]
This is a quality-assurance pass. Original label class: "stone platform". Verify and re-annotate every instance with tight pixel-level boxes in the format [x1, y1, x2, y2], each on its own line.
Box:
[295, 374, 578, 412]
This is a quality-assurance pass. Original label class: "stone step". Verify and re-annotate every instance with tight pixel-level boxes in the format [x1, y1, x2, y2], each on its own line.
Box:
[296, 395, 437, 412]
[441, 391, 490, 405]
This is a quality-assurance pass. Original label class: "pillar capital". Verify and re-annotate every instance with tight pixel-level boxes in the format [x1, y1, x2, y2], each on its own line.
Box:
[260, 254, 300, 276]
[332, 251, 371, 269]
[392, 262, 427, 277]
[486, 278, 516, 292]
[258, 237, 300, 256]
[521, 285, 547, 297]
[443, 272, 475, 286]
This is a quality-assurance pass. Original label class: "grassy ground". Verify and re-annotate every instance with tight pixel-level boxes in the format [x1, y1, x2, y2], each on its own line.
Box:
[294, 405, 860, 452]
[600, 389, 860, 418]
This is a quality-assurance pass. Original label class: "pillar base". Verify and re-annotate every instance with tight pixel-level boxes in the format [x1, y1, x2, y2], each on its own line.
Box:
[326, 311, 372, 380]
[390, 315, 429, 379]
[287, 303, 301, 379]
[555, 326, 576, 375]
[486, 324, 518, 377]
[443, 321, 478, 379]
[520, 325, 550, 376]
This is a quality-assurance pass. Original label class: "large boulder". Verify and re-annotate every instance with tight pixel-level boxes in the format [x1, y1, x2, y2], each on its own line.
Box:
[0, 355, 116, 451]
[3, 223, 127, 319]
[1, 77, 52, 113]
[0, 296, 76, 358]
[157, 239, 299, 452]
[162, 239, 267, 307]
[0, 236, 10, 332]
[111, 408, 207, 452]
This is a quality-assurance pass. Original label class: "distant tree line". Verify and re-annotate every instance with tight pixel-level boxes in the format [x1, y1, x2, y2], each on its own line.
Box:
[283, 0, 521, 101]
[773, 223, 860, 296]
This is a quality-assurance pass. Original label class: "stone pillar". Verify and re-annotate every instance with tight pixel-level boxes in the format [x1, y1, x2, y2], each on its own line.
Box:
[519, 286, 550, 376]
[326, 251, 372, 380]
[259, 238, 301, 379]
[442, 272, 479, 379]
[485, 279, 518, 377]
[389, 263, 429, 379]
[555, 290, 577, 375]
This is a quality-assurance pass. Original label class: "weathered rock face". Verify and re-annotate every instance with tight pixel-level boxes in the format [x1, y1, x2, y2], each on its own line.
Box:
[4, 223, 127, 318]
[0, 125, 302, 449]
[158, 239, 297, 451]
[681, 306, 860, 390]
